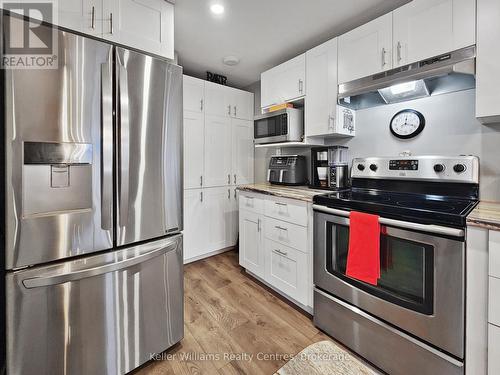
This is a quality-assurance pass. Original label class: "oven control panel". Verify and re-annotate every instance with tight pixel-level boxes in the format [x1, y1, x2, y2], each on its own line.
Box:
[352, 155, 479, 183]
[389, 160, 419, 171]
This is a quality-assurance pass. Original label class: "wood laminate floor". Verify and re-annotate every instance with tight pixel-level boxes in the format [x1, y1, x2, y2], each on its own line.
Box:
[136, 250, 376, 375]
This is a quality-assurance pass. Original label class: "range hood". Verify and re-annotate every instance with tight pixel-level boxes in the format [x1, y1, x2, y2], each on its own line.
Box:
[338, 46, 476, 110]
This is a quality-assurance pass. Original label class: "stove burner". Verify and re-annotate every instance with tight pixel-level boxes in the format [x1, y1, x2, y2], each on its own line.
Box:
[395, 200, 457, 212]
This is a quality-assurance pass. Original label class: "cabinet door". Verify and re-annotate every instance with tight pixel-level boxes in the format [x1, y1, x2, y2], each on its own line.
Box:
[183, 75, 205, 114]
[183, 189, 208, 262]
[183, 111, 204, 189]
[261, 54, 306, 108]
[204, 115, 232, 187]
[58, 0, 103, 36]
[103, 0, 174, 59]
[205, 187, 230, 251]
[230, 187, 239, 246]
[338, 13, 393, 83]
[233, 90, 254, 120]
[393, 0, 476, 67]
[205, 81, 231, 117]
[239, 210, 264, 278]
[231, 119, 254, 186]
[305, 38, 338, 137]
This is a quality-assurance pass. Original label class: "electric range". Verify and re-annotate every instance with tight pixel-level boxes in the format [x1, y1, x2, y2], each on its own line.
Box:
[313, 155, 479, 375]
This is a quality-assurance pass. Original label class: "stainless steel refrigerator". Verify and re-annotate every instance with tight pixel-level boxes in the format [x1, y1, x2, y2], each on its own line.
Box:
[1, 14, 183, 375]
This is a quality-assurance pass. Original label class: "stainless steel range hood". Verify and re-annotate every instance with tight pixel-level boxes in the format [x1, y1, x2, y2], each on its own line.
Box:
[338, 46, 476, 110]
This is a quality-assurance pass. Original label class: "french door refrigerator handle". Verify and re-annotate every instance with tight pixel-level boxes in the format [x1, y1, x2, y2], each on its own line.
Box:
[100, 51, 113, 231]
[22, 239, 179, 288]
[117, 55, 130, 228]
[312, 204, 465, 238]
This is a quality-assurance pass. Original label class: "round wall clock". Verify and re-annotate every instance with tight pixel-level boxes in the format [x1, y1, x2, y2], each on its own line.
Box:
[390, 109, 425, 139]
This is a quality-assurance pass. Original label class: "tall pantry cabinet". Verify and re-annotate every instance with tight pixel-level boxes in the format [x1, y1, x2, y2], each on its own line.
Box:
[182, 75, 254, 263]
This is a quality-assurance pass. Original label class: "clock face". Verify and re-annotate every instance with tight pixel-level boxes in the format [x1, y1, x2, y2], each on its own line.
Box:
[390, 109, 425, 139]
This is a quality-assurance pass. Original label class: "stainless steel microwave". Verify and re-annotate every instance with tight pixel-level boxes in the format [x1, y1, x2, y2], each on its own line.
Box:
[254, 108, 304, 144]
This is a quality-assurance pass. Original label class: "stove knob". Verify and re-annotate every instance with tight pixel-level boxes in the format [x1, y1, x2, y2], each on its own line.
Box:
[357, 164, 365, 171]
[433, 164, 445, 173]
[369, 164, 378, 172]
[453, 164, 467, 173]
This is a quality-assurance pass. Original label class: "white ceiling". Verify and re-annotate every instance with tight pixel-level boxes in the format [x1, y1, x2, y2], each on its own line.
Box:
[174, 0, 410, 88]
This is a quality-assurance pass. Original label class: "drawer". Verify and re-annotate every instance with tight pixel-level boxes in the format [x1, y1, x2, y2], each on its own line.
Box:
[264, 198, 308, 226]
[239, 193, 264, 214]
[489, 231, 500, 278]
[264, 239, 308, 306]
[264, 216, 308, 253]
[489, 276, 500, 325]
[489, 324, 500, 375]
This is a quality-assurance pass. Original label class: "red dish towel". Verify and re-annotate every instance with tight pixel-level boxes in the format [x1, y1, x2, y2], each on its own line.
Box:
[346, 211, 381, 286]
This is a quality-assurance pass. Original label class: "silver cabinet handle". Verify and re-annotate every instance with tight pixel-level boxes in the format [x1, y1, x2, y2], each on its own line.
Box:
[274, 249, 288, 257]
[397, 41, 402, 63]
[275, 225, 288, 231]
[200, 191, 203, 202]
[91, 6, 95, 29]
[200, 175, 203, 187]
[200, 99, 204, 111]
[328, 115, 335, 130]
[298, 79, 304, 94]
[234, 106, 237, 117]
[228, 189, 231, 199]
[234, 174, 237, 184]
[100, 50, 113, 231]
[22, 238, 180, 288]
[117, 54, 130, 228]
[109, 13, 113, 34]
[275, 202, 287, 207]
[234, 189, 237, 199]
[227, 174, 231, 184]
[257, 218, 261, 232]
[228, 105, 231, 115]
[381, 48, 387, 67]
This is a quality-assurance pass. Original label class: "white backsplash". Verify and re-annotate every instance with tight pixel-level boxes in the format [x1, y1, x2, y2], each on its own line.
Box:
[247, 84, 500, 201]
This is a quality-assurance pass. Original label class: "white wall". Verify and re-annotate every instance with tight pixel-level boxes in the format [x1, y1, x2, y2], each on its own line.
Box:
[246, 84, 500, 202]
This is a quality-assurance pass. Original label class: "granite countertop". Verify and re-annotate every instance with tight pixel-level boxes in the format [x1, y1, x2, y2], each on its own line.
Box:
[237, 183, 328, 202]
[467, 201, 500, 230]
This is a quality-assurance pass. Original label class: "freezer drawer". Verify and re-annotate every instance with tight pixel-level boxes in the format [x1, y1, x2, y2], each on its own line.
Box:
[6, 235, 184, 375]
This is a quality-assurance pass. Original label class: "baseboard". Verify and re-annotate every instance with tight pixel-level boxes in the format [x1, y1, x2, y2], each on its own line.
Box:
[183, 246, 235, 264]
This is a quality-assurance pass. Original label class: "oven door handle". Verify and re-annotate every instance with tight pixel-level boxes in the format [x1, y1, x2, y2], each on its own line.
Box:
[312, 205, 465, 238]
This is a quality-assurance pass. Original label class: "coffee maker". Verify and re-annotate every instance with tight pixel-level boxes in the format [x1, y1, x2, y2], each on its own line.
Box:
[311, 146, 349, 190]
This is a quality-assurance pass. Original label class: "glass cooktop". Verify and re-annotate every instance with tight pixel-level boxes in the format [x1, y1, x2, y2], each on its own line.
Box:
[313, 189, 478, 228]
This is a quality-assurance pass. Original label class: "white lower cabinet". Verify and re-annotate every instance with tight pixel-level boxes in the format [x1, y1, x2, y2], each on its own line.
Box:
[238, 192, 313, 311]
[489, 324, 500, 375]
[265, 239, 308, 306]
[183, 187, 238, 264]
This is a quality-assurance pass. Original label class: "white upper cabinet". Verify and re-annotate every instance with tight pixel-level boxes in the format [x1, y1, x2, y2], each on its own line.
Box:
[58, 0, 103, 36]
[393, 0, 476, 67]
[183, 76, 205, 113]
[205, 81, 230, 117]
[231, 119, 254, 186]
[261, 54, 306, 108]
[231, 90, 254, 121]
[103, 0, 174, 59]
[183, 111, 204, 189]
[338, 13, 393, 84]
[204, 114, 232, 187]
[476, 0, 500, 123]
[305, 38, 339, 137]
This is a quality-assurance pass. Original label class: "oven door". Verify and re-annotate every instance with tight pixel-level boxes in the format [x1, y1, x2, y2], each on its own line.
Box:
[313, 206, 465, 358]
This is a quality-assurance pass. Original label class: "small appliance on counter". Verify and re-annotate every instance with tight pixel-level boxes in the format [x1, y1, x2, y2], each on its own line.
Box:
[267, 155, 307, 185]
[310, 146, 349, 190]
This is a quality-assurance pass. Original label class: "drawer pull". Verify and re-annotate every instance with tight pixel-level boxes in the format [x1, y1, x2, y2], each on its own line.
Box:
[275, 202, 287, 206]
[274, 249, 288, 256]
[275, 225, 288, 231]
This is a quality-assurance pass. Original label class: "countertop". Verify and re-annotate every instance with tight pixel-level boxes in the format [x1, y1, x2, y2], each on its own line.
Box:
[237, 183, 328, 202]
[467, 201, 500, 231]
